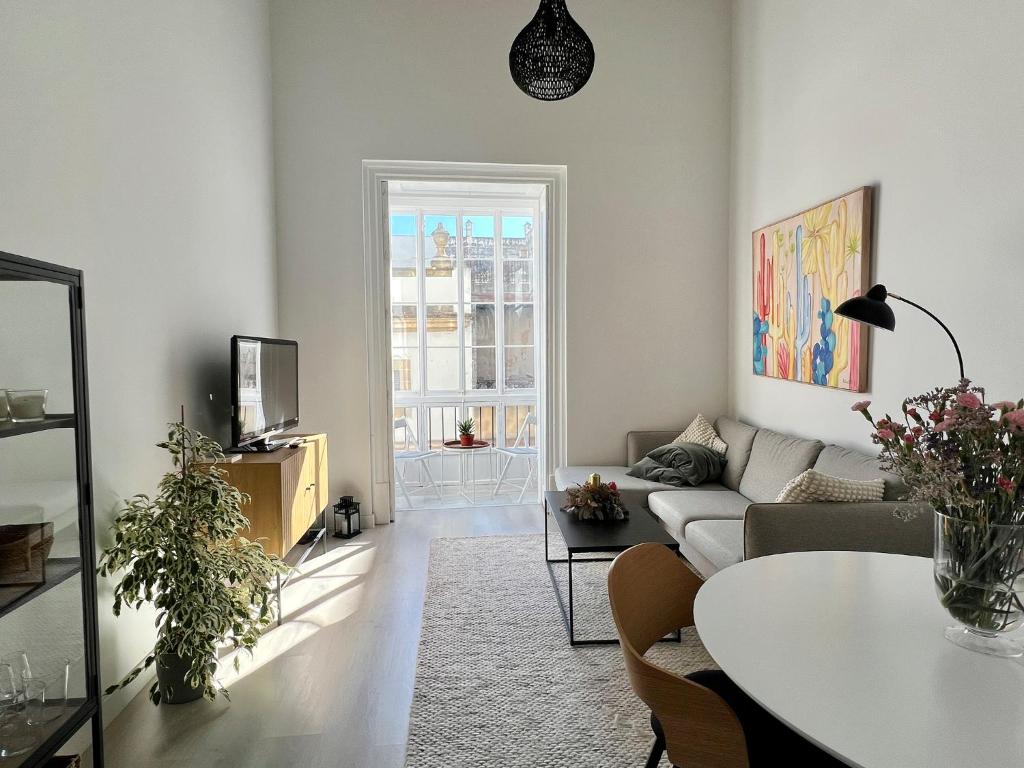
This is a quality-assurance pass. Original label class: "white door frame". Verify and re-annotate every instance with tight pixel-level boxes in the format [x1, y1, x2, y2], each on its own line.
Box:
[362, 160, 567, 522]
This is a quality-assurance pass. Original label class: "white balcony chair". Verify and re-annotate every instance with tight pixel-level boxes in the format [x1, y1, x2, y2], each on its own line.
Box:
[394, 418, 441, 507]
[492, 413, 538, 504]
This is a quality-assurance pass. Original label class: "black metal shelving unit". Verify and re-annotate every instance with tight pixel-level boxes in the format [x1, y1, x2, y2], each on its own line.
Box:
[0, 251, 104, 767]
[0, 416, 76, 439]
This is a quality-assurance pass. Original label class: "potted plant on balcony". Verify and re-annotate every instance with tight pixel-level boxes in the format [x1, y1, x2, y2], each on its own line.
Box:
[457, 417, 476, 447]
[98, 420, 287, 704]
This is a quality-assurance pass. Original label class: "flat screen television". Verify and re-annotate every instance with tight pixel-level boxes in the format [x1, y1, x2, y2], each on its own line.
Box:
[231, 335, 298, 449]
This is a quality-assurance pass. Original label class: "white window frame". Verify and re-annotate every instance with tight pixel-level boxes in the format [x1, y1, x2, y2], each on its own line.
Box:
[362, 161, 567, 523]
[389, 202, 540, 402]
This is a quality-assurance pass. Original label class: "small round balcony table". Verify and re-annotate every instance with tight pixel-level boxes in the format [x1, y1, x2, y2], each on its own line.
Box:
[693, 550, 1024, 768]
[441, 440, 494, 505]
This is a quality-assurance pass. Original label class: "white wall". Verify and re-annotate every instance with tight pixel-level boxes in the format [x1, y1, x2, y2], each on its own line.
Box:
[0, 0, 278, 721]
[270, 0, 734, 520]
[729, 0, 1024, 450]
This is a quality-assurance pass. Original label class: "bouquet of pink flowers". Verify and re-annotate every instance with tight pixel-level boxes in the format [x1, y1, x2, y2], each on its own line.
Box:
[854, 380, 1024, 649]
[852, 380, 1024, 525]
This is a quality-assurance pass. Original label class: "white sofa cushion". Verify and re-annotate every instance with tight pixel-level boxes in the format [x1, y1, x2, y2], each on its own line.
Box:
[683, 519, 744, 572]
[714, 417, 758, 491]
[648, 487, 749, 537]
[776, 469, 885, 503]
[673, 414, 727, 455]
[738, 428, 825, 503]
[813, 444, 907, 501]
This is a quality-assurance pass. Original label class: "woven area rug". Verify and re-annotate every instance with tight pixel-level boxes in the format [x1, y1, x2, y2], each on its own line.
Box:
[405, 533, 716, 767]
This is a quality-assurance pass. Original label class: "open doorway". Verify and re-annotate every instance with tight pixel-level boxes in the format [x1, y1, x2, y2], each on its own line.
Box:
[362, 162, 566, 520]
[387, 181, 545, 510]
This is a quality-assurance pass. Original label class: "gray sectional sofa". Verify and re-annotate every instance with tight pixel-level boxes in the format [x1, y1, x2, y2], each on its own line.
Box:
[554, 417, 932, 578]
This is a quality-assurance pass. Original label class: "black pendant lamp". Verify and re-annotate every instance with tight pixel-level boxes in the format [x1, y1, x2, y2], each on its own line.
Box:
[509, 0, 595, 101]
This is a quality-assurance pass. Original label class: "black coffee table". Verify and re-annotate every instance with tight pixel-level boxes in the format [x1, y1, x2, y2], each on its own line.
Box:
[544, 490, 681, 646]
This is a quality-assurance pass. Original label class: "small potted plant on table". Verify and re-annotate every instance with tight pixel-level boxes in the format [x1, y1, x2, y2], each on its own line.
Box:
[98, 420, 287, 704]
[457, 417, 476, 447]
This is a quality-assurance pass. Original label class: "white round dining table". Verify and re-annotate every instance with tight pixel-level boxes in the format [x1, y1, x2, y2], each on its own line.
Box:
[693, 550, 1024, 767]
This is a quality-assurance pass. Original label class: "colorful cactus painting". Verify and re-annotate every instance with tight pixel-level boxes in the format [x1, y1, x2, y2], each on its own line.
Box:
[751, 188, 872, 392]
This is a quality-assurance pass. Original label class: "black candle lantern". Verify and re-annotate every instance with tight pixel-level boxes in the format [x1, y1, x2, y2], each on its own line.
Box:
[333, 496, 362, 539]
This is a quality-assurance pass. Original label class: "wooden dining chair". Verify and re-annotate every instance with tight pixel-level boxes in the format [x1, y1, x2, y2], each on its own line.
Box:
[608, 543, 749, 768]
[609, 543, 847, 767]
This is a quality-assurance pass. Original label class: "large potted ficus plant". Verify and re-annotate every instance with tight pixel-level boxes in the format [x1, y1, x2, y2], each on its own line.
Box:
[98, 421, 287, 704]
[854, 380, 1024, 658]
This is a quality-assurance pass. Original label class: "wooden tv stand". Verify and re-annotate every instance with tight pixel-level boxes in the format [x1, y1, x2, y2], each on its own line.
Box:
[212, 433, 329, 558]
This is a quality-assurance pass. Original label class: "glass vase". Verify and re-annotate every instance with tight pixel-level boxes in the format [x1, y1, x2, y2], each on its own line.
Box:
[934, 510, 1024, 657]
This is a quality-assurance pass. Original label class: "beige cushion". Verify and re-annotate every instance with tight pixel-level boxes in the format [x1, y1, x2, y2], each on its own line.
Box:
[714, 417, 758, 491]
[683, 519, 745, 572]
[776, 469, 885, 503]
[738, 428, 825, 503]
[673, 414, 727, 455]
[813, 444, 907, 501]
[648, 487, 749, 536]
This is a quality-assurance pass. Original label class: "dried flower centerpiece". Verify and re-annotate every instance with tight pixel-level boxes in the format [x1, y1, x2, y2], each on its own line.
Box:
[853, 380, 1024, 657]
[562, 473, 629, 522]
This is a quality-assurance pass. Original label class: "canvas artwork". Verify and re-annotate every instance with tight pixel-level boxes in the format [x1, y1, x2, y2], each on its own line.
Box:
[752, 187, 873, 392]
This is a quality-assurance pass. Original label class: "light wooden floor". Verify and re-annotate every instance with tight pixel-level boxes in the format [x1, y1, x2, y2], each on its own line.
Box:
[96, 504, 543, 768]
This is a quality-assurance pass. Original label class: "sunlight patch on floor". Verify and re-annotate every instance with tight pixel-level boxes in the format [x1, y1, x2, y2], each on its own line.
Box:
[214, 540, 376, 686]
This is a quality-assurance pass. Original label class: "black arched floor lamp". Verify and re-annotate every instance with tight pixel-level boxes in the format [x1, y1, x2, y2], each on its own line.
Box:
[835, 284, 965, 379]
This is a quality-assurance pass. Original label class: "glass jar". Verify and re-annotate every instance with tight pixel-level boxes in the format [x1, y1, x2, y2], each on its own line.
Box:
[4, 389, 47, 422]
[934, 510, 1024, 657]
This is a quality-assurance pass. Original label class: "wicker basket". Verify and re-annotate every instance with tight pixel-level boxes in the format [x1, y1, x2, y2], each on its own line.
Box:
[0, 523, 54, 587]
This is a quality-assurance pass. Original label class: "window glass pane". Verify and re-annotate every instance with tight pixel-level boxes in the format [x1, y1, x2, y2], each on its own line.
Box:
[464, 304, 495, 346]
[390, 214, 417, 273]
[393, 407, 418, 450]
[502, 216, 533, 260]
[391, 304, 417, 347]
[391, 274, 417, 304]
[424, 215, 457, 302]
[467, 405, 496, 443]
[504, 303, 534, 345]
[465, 347, 496, 390]
[503, 260, 533, 302]
[392, 348, 418, 392]
[425, 304, 458, 347]
[504, 404, 537, 446]
[505, 347, 535, 389]
[463, 215, 495, 259]
[390, 214, 418, 301]
[427, 405, 458, 448]
[427, 347, 460, 391]
[463, 259, 495, 302]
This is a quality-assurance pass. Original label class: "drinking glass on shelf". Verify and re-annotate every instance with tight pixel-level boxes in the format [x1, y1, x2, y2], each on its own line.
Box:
[0, 652, 30, 698]
[0, 663, 19, 708]
[22, 658, 69, 727]
[0, 662, 34, 759]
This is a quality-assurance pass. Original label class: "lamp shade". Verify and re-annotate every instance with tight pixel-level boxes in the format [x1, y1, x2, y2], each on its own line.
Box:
[835, 284, 896, 331]
[509, 0, 595, 101]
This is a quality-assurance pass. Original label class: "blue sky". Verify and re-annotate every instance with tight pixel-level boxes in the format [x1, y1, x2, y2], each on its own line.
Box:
[391, 214, 531, 239]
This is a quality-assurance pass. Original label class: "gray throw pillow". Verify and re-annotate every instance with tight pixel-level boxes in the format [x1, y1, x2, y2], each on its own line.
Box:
[626, 442, 727, 488]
